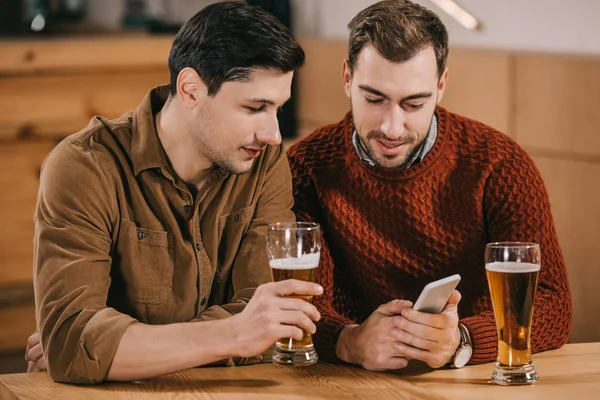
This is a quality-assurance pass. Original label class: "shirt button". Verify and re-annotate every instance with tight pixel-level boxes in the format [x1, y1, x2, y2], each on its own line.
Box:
[200, 296, 207, 306]
[195, 243, 201, 251]
[183, 205, 192, 213]
[137, 230, 147, 239]
[232, 214, 239, 222]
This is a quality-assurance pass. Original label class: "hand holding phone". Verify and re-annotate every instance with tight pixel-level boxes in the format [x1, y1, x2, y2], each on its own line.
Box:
[413, 274, 461, 314]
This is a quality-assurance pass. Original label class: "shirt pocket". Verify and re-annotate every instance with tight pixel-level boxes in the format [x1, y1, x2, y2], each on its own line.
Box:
[118, 218, 174, 304]
[216, 203, 256, 282]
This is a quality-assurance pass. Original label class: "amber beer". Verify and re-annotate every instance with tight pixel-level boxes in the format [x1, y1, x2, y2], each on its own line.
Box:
[270, 253, 319, 351]
[486, 261, 540, 368]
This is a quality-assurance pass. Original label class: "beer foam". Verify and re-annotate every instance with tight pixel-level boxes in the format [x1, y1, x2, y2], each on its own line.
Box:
[269, 252, 320, 270]
[485, 261, 540, 273]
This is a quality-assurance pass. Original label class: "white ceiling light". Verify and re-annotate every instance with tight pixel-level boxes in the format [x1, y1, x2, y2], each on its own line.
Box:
[429, 0, 481, 30]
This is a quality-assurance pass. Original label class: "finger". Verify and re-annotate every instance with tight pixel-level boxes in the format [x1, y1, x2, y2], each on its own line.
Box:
[276, 297, 321, 321]
[277, 310, 317, 334]
[27, 361, 39, 373]
[37, 356, 47, 371]
[386, 356, 410, 370]
[392, 327, 436, 351]
[377, 300, 412, 317]
[398, 308, 450, 329]
[392, 316, 440, 342]
[27, 332, 40, 350]
[276, 325, 305, 342]
[365, 352, 410, 371]
[393, 342, 446, 367]
[264, 280, 323, 297]
[27, 344, 43, 363]
[387, 299, 413, 315]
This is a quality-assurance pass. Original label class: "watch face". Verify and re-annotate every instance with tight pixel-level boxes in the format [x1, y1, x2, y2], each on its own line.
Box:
[454, 346, 473, 368]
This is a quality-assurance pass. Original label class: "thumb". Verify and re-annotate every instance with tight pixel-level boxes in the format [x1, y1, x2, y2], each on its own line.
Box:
[442, 290, 462, 313]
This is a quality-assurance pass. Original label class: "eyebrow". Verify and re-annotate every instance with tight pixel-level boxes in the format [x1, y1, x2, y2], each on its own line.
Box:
[247, 96, 292, 106]
[358, 85, 432, 102]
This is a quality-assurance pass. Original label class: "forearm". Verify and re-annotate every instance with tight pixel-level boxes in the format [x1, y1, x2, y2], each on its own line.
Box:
[530, 288, 571, 352]
[107, 318, 235, 381]
[460, 312, 497, 364]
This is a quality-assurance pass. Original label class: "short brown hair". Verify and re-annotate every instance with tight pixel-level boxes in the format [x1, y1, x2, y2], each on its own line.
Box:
[347, 0, 448, 77]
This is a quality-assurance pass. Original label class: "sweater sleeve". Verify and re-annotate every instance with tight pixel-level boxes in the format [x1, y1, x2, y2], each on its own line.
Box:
[287, 144, 355, 362]
[462, 148, 572, 364]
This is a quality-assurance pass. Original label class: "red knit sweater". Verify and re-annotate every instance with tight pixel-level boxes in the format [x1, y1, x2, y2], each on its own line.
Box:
[287, 107, 572, 364]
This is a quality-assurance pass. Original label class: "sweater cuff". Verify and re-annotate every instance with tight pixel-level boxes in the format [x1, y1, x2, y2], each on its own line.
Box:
[313, 316, 354, 362]
[460, 314, 498, 364]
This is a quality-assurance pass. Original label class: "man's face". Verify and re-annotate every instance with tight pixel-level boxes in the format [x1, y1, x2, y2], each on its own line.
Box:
[191, 69, 293, 175]
[344, 45, 448, 169]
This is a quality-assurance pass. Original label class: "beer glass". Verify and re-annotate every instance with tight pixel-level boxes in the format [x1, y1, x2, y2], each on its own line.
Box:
[266, 222, 321, 366]
[485, 242, 541, 385]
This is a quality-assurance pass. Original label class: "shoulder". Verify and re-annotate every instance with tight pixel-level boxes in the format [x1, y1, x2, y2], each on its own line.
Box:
[440, 108, 535, 172]
[41, 113, 133, 187]
[287, 113, 352, 171]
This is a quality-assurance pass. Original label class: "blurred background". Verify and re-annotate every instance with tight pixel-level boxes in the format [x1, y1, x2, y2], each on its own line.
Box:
[1, 0, 599, 373]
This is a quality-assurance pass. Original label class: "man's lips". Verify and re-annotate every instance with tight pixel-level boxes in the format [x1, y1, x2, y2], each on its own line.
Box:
[374, 139, 408, 156]
[242, 146, 264, 158]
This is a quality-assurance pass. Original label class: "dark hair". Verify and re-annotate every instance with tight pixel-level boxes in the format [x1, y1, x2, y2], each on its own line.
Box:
[168, 1, 304, 96]
[347, 0, 448, 77]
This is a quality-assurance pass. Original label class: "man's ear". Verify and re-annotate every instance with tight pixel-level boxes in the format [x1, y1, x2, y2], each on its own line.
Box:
[436, 67, 449, 105]
[342, 59, 352, 99]
[177, 67, 207, 109]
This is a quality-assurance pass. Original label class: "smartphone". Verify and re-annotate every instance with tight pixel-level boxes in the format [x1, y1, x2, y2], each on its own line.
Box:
[413, 274, 461, 314]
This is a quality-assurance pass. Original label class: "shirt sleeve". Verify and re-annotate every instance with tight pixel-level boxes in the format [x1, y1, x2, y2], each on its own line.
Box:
[189, 144, 296, 365]
[34, 139, 137, 383]
[462, 148, 572, 364]
[287, 145, 355, 362]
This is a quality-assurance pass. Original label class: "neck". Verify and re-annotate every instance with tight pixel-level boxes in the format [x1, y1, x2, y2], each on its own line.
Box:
[156, 98, 214, 190]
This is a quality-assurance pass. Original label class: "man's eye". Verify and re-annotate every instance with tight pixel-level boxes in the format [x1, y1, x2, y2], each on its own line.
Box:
[365, 97, 383, 104]
[244, 106, 265, 113]
[406, 103, 425, 111]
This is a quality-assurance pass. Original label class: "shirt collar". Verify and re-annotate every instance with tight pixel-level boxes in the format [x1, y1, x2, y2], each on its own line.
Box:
[131, 85, 172, 176]
[352, 114, 438, 169]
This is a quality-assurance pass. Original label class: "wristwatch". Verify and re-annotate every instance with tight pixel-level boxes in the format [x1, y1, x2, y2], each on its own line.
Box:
[448, 323, 473, 368]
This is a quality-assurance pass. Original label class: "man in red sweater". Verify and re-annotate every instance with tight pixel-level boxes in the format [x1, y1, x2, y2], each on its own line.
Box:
[288, 0, 572, 371]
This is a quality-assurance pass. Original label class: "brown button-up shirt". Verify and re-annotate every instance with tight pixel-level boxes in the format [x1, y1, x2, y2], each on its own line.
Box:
[34, 85, 295, 383]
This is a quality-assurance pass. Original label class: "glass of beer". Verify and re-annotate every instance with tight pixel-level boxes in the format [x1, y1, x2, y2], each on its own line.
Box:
[485, 242, 541, 385]
[266, 222, 321, 366]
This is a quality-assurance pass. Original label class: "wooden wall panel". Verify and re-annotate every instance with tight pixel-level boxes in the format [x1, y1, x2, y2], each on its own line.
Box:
[441, 49, 512, 135]
[533, 155, 600, 343]
[296, 38, 349, 134]
[515, 54, 600, 156]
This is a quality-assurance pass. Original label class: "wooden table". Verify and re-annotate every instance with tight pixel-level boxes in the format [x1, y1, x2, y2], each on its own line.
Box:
[1, 343, 598, 399]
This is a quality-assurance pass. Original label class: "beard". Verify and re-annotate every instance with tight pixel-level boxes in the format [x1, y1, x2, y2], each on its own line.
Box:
[362, 129, 420, 169]
[351, 103, 435, 169]
[191, 121, 266, 176]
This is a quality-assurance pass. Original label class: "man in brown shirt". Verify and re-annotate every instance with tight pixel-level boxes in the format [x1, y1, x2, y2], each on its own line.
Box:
[26, 2, 322, 383]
